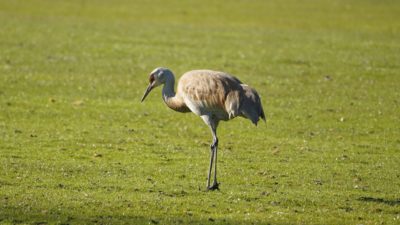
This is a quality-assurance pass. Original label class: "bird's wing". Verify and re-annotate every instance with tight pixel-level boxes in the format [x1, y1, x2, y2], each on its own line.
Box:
[178, 70, 242, 117]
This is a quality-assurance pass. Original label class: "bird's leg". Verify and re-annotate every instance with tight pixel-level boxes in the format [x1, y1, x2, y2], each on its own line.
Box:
[201, 115, 220, 191]
[208, 128, 219, 191]
[207, 142, 215, 190]
[210, 135, 219, 190]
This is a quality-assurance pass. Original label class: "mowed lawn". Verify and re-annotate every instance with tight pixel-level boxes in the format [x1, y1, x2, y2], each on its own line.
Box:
[1, 0, 399, 224]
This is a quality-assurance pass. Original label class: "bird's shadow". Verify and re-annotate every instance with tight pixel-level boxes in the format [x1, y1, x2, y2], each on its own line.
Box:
[358, 196, 400, 206]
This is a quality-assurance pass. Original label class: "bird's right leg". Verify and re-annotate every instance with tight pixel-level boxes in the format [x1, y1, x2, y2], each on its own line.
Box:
[207, 141, 215, 189]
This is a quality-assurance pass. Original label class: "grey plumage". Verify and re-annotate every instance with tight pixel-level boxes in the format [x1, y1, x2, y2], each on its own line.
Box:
[141, 67, 266, 190]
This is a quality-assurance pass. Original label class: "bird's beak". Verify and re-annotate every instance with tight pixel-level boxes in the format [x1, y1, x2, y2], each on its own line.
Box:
[141, 83, 154, 102]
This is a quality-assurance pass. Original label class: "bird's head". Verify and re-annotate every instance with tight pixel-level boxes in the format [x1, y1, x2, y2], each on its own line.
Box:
[141, 67, 171, 102]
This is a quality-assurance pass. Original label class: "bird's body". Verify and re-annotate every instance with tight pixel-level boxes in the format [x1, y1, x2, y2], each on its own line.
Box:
[141, 68, 265, 190]
[160, 69, 265, 123]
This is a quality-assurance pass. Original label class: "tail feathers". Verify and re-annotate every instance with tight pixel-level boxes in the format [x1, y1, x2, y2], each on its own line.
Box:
[241, 103, 266, 126]
[255, 105, 266, 125]
[260, 107, 266, 123]
[239, 84, 266, 126]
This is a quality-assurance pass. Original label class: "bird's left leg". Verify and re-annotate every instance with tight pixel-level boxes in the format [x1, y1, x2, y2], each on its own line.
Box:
[210, 127, 219, 190]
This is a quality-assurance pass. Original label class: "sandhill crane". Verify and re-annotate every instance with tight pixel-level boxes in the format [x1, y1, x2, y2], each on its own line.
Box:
[141, 67, 266, 190]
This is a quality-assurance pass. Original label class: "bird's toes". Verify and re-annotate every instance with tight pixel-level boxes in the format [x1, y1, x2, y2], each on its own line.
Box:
[207, 182, 219, 191]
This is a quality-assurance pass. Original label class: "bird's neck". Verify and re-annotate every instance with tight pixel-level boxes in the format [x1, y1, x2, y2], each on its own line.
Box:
[162, 73, 189, 113]
[162, 74, 176, 101]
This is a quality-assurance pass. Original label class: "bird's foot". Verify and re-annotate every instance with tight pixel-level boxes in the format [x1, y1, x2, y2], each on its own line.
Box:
[207, 182, 219, 191]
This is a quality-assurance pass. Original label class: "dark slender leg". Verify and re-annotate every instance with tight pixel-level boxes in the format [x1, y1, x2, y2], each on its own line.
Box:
[207, 144, 214, 189]
[201, 115, 220, 191]
[208, 131, 219, 190]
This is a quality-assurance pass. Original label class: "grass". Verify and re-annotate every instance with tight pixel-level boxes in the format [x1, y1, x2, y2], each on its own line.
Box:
[1, 0, 400, 224]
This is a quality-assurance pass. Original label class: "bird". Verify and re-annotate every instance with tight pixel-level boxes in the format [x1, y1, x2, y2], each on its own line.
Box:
[141, 67, 266, 190]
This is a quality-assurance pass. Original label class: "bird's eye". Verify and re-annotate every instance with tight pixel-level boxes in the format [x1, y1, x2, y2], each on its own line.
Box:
[149, 74, 155, 83]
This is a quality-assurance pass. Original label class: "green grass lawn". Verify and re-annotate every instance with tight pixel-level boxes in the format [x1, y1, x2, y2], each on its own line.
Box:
[1, 0, 399, 224]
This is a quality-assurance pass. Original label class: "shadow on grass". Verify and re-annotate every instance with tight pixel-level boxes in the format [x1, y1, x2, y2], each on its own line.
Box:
[358, 196, 400, 206]
[0, 207, 270, 225]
